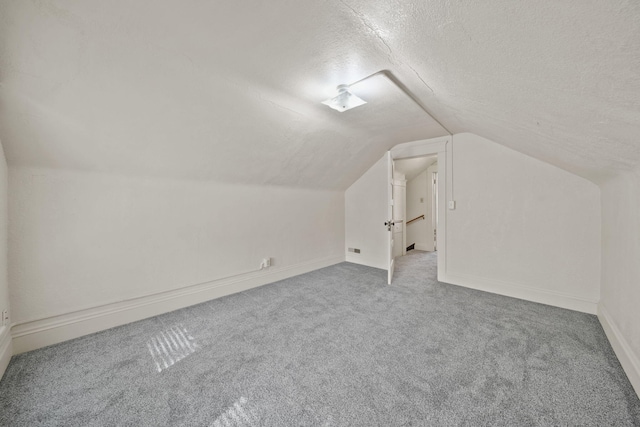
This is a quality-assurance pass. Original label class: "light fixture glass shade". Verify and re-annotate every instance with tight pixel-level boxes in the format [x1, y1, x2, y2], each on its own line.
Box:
[322, 86, 367, 112]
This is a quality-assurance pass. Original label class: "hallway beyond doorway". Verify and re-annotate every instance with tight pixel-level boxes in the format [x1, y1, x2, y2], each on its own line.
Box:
[393, 250, 437, 288]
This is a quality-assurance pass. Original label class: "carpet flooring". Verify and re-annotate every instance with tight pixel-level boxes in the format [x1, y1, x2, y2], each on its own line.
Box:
[1, 250, 639, 426]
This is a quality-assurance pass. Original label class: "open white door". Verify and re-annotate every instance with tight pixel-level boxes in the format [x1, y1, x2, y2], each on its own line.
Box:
[386, 151, 395, 284]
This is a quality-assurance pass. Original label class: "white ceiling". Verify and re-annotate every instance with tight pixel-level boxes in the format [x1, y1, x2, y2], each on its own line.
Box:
[0, 1, 638, 188]
[395, 156, 437, 182]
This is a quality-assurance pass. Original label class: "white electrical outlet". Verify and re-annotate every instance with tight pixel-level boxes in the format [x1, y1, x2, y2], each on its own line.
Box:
[1, 309, 8, 326]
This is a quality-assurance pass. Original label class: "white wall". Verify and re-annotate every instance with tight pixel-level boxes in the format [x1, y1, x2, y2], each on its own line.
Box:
[599, 171, 640, 396]
[406, 169, 431, 251]
[0, 140, 10, 378]
[442, 133, 601, 314]
[9, 167, 344, 344]
[0, 148, 6, 319]
[345, 155, 388, 269]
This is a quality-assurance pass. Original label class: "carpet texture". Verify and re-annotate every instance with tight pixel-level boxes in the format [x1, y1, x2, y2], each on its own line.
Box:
[1, 251, 639, 426]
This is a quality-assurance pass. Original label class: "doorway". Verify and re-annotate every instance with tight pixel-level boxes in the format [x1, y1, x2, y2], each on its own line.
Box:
[394, 155, 438, 256]
[386, 136, 448, 284]
[431, 169, 438, 251]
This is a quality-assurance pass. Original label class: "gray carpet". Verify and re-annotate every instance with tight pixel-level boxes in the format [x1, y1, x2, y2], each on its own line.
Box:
[1, 250, 639, 426]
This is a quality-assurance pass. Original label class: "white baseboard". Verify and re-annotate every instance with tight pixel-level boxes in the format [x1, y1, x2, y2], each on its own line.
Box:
[11, 254, 345, 354]
[345, 253, 386, 270]
[441, 272, 598, 314]
[0, 325, 12, 381]
[598, 303, 640, 398]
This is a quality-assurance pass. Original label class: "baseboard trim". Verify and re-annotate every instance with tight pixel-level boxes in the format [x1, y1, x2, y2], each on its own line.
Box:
[11, 254, 345, 354]
[414, 244, 432, 252]
[598, 303, 640, 398]
[345, 253, 386, 270]
[441, 272, 598, 314]
[0, 325, 12, 381]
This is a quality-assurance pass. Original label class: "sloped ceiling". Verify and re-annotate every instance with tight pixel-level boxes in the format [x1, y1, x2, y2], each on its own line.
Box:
[0, 1, 638, 189]
[395, 156, 437, 182]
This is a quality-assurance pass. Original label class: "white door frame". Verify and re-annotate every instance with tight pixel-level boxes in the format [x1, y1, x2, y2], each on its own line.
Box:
[428, 166, 438, 251]
[386, 151, 395, 284]
[390, 135, 450, 282]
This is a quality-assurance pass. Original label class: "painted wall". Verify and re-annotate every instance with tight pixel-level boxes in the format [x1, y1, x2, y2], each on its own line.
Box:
[345, 155, 387, 270]
[599, 171, 640, 394]
[0, 140, 10, 378]
[9, 167, 345, 324]
[443, 133, 601, 313]
[0, 143, 8, 323]
[406, 169, 433, 252]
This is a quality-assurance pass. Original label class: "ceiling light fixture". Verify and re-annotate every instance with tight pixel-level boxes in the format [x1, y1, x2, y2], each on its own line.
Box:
[320, 70, 452, 136]
[321, 84, 367, 112]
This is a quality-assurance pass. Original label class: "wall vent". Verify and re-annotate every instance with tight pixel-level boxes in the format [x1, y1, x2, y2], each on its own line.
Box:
[348, 248, 361, 254]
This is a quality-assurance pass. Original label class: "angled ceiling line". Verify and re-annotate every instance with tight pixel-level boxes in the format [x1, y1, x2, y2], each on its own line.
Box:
[348, 69, 452, 136]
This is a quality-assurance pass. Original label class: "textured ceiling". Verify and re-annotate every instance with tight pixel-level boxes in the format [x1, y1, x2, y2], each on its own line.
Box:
[0, 1, 638, 188]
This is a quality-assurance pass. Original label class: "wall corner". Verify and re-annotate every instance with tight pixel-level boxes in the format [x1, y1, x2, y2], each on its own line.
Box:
[0, 325, 12, 380]
[598, 302, 640, 398]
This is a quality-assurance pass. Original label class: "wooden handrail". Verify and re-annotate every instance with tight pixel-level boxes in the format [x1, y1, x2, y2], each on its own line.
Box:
[407, 215, 425, 225]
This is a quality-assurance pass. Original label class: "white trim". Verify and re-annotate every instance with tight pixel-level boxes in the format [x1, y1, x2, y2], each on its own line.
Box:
[436, 150, 447, 284]
[11, 254, 345, 354]
[345, 253, 386, 270]
[598, 303, 640, 398]
[0, 325, 12, 380]
[441, 272, 598, 314]
[390, 136, 449, 287]
[391, 136, 449, 159]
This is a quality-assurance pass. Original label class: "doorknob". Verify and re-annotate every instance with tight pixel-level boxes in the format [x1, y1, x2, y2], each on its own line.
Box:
[384, 220, 395, 231]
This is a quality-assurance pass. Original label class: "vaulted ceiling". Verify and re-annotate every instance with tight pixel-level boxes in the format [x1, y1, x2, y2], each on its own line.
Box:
[1, 1, 638, 189]
[395, 156, 437, 182]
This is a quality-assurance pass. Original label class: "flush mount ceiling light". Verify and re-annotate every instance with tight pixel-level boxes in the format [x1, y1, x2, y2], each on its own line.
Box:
[319, 70, 452, 136]
[321, 84, 367, 112]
